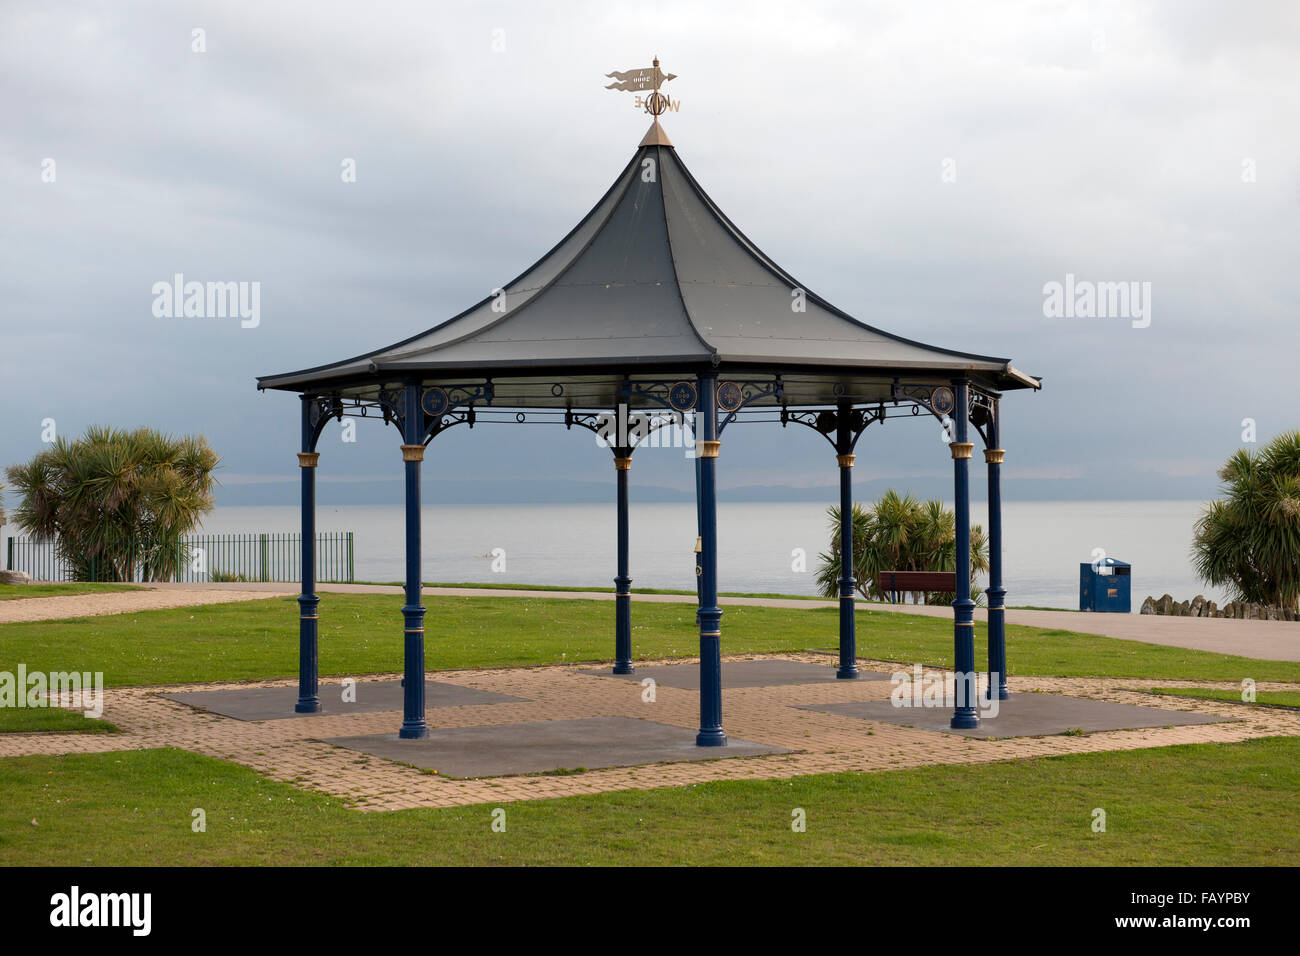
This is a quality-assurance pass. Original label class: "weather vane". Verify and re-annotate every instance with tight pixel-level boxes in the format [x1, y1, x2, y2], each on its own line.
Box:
[605, 56, 678, 116]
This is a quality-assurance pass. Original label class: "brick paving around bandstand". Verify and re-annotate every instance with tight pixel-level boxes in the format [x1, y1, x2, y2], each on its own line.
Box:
[4, 651, 1296, 812]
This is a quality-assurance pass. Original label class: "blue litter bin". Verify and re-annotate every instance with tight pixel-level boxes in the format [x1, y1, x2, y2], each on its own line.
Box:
[1079, 558, 1131, 612]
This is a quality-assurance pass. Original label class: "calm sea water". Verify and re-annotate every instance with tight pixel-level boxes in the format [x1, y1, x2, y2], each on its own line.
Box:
[195, 500, 1219, 611]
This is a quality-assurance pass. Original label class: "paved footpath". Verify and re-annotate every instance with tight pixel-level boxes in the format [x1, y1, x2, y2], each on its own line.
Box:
[0, 586, 282, 624]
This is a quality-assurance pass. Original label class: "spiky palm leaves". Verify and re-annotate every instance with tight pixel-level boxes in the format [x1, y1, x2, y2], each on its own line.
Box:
[4, 426, 219, 581]
[815, 489, 989, 604]
[1193, 431, 1300, 611]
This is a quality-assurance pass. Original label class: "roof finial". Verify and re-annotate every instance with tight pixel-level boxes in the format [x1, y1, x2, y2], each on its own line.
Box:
[605, 56, 678, 146]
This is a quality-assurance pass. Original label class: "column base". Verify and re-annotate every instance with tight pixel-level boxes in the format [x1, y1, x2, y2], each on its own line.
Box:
[836, 666, 860, 680]
[294, 698, 321, 714]
[612, 662, 635, 675]
[695, 729, 728, 747]
[987, 688, 1010, 701]
[950, 711, 980, 730]
[399, 722, 429, 740]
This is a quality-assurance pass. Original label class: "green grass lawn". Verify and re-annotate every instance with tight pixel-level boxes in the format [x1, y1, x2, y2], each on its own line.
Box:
[0, 707, 119, 734]
[1150, 687, 1300, 709]
[3, 592, 1296, 867]
[417, 581, 1070, 607]
[408, 581, 828, 600]
[0, 582, 140, 601]
[1, 737, 1296, 865]
[1, 593, 1296, 688]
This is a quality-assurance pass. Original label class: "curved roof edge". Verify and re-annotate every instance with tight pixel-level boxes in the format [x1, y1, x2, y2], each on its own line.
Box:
[259, 131, 1041, 395]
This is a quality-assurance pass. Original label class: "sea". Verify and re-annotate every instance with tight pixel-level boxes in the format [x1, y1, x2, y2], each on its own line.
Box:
[191, 500, 1220, 611]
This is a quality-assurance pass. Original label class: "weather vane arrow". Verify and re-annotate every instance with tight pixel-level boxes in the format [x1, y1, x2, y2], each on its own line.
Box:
[605, 56, 679, 117]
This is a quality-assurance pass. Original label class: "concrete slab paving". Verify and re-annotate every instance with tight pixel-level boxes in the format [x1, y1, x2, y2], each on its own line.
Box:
[325, 715, 788, 778]
[161, 679, 526, 721]
[583, 658, 894, 689]
[798, 692, 1232, 739]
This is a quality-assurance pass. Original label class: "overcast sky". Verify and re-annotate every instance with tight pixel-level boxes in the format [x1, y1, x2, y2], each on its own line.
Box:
[2, 0, 1297, 504]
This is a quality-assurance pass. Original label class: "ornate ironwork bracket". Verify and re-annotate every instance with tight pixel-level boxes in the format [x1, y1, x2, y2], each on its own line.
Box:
[716, 377, 783, 435]
[420, 382, 495, 444]
[565, 406, 689, 457]
[304, 395, 342, 451]
[376, 388, 404, 430]
[969, 391, 995, 447]
[888, 379, 995, 444]
[305, 392, 393, 427]
[368, 382, 494, 444]
[894, 382, 955, 425]
[627, 379, 693, 413]
[780, 404, 882, 452]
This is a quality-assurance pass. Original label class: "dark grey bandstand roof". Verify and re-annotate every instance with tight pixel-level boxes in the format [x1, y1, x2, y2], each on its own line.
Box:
[259, 121, 1038, 406]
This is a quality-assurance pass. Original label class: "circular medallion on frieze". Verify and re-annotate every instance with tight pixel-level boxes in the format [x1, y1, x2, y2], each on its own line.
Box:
[668, 381, 698, 412]
[421, 387, 449, 418]
[717, 381, 743, 413]
[929, 386, 955, 416]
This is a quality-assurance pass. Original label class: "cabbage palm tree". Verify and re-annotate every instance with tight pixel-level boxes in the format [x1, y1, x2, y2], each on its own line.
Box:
[815, 490, 989, 604]
[1193, 431, 1300, 611]
[5, 426, 219, 581]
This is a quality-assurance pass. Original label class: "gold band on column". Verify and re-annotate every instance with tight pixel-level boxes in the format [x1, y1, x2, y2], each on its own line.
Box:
[950, 442, 974, 460]
[984, 448, 1005, 464]
[836, 453, 855, 468]
[698, 440, 721, 458]
[297, 452, 320, 468]
[614, 456, 632, 471]
[400, 444, 425, 462]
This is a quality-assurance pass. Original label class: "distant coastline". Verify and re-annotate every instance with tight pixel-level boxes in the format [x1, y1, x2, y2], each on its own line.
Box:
[212, 475, 1221, 507]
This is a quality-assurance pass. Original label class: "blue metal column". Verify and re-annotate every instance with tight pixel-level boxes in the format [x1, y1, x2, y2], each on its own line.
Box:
[695, 373, 726, 746]
[694, 448, 703, 608]
[693, 404, 704, 611]
[295, 396, 321, 713]
[835, 401, 859, 679]
[613, 447, 634, 674]
[985, 398, 1009, 700]
[399, 382, 428, 739]
[949, 380, 979, 729]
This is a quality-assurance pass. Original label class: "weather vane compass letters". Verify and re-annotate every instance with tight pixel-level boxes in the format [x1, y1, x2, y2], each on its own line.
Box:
[605, 56, 679, 115]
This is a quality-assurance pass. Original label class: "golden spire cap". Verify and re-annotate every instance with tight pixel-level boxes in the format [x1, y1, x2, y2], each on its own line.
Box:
[639, 117, 673, 147]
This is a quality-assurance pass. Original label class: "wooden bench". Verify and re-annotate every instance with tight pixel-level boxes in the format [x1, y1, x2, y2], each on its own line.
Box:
[877, 570, 957, 604]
